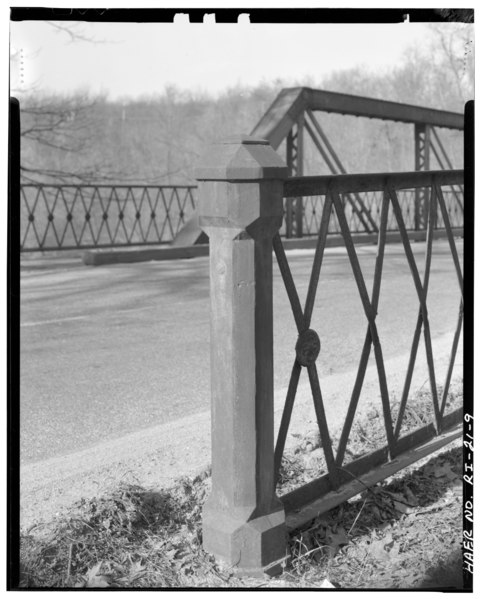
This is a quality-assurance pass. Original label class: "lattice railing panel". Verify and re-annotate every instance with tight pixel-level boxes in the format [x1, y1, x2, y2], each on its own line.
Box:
[20, 184, 197, 251]
[274, 169, 464, 522]
[285, 186, 463, 239]
[21, 179, 464, 251]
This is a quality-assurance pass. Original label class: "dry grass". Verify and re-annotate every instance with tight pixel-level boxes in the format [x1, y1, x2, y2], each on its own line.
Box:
[18, 382, 464, 589]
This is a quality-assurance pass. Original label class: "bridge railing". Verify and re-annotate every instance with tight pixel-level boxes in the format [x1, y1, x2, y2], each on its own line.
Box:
[20, 179, 463, 252]
[195, 137, 464, 575]
[20, 184, 197, 251]
[291, 186, 463, 237]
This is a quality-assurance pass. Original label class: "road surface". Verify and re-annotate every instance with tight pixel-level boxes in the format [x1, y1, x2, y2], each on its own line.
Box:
[20, 240, 463, 464]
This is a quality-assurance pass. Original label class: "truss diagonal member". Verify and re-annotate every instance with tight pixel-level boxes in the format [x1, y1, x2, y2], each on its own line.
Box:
[331, 191, 395, 454]
[336, 191, 390, 467]
[393, 183, 437, 440]
[274, 359, 302, 484]
[440, 300, 464, 418]
[302, 192, 333, 329]
[272, 233, 304, 332]
[306, 362, 339, 487]
[305, 109, 378, 233]
[434, 181, 464, 300]
[304, 115, 377, 234]
[304, 117, 338, 174]
[387, 186, 441, 432]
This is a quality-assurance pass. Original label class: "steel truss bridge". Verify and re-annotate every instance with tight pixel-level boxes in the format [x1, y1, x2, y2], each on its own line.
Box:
[19, 88, 464, 252]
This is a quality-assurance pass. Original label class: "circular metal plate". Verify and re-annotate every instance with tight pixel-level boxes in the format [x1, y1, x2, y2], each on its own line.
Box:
[295, 329, 321, 367]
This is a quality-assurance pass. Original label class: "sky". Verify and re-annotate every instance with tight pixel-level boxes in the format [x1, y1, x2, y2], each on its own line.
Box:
[9, 17, 439, 100]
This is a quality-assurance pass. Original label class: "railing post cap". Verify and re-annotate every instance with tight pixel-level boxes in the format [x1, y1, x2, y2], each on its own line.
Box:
[195, 135, 288, 182]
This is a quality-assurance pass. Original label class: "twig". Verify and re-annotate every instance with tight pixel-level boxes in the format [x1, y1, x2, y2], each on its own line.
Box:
[66, 543, 73, 581]
[347, 495, 368, 535]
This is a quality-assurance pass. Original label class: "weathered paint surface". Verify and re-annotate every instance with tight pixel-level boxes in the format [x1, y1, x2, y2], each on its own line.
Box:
[196, 137, 289, 575]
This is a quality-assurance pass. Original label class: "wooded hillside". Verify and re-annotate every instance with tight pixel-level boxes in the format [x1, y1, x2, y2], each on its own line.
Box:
[18, 24, 472, 185]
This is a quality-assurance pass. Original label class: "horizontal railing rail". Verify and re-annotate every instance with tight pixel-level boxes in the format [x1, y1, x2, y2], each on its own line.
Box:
[283, 168, 463, 196]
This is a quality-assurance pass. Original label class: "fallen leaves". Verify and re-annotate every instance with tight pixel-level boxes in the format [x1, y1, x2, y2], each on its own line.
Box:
[76, 563, 110, 588]
[289, 445, 463, 589]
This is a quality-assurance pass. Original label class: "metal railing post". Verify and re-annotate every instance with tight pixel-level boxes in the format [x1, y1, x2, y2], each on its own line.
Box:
[195, 136, 289, 576]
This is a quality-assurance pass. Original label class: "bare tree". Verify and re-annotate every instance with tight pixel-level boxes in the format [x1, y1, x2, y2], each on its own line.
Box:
[427, 22, 474, 107]
[12, 22, 120, 184]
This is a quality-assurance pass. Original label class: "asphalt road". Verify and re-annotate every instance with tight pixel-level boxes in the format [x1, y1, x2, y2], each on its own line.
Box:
[20, 240, 463, 464]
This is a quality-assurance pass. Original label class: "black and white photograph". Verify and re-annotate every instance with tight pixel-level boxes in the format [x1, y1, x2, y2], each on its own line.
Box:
[8, 4, 474, 591]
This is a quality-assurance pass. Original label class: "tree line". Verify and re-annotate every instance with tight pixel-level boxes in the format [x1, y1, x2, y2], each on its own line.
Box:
[17, 23, 472, 186]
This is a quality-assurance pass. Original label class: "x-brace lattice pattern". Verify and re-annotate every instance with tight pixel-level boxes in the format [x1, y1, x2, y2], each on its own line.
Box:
[273, 174, 464, 499]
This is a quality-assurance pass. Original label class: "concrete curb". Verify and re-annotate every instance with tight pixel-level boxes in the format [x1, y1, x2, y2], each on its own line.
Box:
[81, 228, 462, 267]
[82, 245, 209, 266]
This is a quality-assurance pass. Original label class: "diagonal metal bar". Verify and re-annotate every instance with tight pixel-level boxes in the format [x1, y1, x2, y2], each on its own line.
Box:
[69, 188, 83, 247]
[30, 187, 43, 248]
[20, 188, 32, 249]
[272, 233, 304, 332]
[306, 108, 378, 233]
[336, 190, 390, 467]
[393, 183, 437, 439]
[331, 191, 396, 455]
[306, 363, 339, 487]
[304, 118, 339, 174]
[78, 188, 98, 246]
[274, 359, 303, 484]
[440, 300, 464, 418]
[39, 188, 58, 249]
[102, 188, 116, 244]
[134, 188, 146, 242]
[273, 198, 337, 484]
[144, 188, 159, 242]
[388, 186, 441, 432]
[132, 188, 147, 243]
[90, 187, 105, 246]
[111, 188, 125, 243]
[58, 187, 74, 247]
[50, 188, 64, 247]
[126, 187, 140, 243]
[151, 189, 163, 241]
[157, 189, 171, 242]
[95, 188, 113, 246]
[434, 181, 464, 299]
[302, 192, 333, 329]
